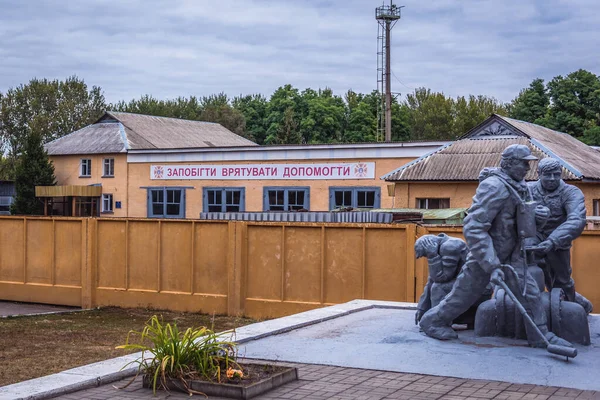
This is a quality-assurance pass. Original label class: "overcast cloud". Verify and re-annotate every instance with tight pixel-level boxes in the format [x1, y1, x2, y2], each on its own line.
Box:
[0, 0, 599, 104]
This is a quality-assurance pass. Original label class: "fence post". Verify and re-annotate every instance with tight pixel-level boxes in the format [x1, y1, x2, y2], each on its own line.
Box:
[81, 218, 96, 309]
[405, 224, 416, 302]
[227, 221, 246, 316]
[414, 225, 430, 302]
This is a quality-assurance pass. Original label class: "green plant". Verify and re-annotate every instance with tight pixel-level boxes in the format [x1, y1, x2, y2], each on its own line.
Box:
[116, 315, 239, 395]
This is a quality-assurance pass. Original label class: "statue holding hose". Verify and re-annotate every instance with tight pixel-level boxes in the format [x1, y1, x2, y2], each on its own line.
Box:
[419, 144, 574, 353]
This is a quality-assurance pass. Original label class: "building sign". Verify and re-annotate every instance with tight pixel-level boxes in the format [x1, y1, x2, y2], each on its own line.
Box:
[150, 162, 375, 180]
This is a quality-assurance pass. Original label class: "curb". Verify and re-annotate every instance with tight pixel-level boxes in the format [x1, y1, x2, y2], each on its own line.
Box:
[10, 368, 138, 400]
[0, 308, 95, 320]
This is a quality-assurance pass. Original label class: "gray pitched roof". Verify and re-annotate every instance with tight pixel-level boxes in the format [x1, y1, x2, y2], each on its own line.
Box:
[494, 115, 600, 180]
[45, 111, 257, 155]
[383, 114, 600, 181]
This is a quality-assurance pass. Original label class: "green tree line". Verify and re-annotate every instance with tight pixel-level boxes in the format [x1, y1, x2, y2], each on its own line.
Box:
[1, 69, 599, 187]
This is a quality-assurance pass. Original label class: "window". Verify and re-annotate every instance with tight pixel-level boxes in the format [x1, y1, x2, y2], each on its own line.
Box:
[80, 159, 91, 177]
[416, 198, 450, 209]
[263, 187, 310, 211]
[147, 187, 185, 218]
[0, 196, 13, 215]
[103, 158, 114, 177]
[594, 199, 600, 216]
[102, 193, 113, 213]
[203, 188, 245, 212]
[329, 187, 381, 210]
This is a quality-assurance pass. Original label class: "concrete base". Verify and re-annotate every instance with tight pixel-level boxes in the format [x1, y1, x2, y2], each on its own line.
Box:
[240, 304, 600, 391]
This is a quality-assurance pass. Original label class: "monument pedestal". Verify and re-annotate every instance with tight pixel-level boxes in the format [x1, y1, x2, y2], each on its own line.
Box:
[237, 300, 600, 391]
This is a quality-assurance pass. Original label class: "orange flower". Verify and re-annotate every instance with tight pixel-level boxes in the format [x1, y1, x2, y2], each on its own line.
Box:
[226, 367, 244, 379]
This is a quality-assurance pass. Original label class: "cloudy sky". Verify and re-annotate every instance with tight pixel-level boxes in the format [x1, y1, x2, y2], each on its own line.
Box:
[1, 0, 598, 104]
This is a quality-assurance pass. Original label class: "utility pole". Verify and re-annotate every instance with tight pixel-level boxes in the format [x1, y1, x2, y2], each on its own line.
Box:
[376, 2, 402, 142]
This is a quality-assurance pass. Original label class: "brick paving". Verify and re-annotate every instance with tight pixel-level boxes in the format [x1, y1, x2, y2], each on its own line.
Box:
[51, 362, 600, 400]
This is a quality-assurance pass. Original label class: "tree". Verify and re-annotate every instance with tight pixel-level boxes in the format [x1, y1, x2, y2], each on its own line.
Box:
[508, 78, 549, 123]
[391, 102, 411, 141]
[343, 90, 380, 142]
[404, 88, 508, 140]
[199, 93, 250, 140]
[232, 94, 269, 144]
[405, 88, 455, 140]
[345, 100, 377, 142]
[0, 76, 105, 179]
[264, 85, 303, 144]
[266, 106, 302, 145]
[0, 155, 11, 181]
[299, 88, 346, 143]
[11, 132, 56, 215]
[453, 94, 508, 135]
[541, 69, 600, 142]
[111, 95, 202, 120]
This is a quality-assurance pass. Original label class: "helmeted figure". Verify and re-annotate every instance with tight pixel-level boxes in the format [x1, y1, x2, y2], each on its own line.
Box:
[415, 233, 468, 324]
[529, 157, 592, 312]
[419, 144, 572, 349]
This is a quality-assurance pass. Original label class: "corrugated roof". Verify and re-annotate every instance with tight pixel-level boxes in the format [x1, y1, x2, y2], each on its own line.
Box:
[46, 111, 257, 155]
[497, 115, 600, 180]
[109, 112, 257, 150]
[384, 115, 600, 182]
[383, 137, 575, 181]
[45, 122, 127, 155]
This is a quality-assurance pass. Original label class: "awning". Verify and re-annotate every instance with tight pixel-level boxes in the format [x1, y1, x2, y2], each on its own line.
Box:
[35, 185, 102, 197]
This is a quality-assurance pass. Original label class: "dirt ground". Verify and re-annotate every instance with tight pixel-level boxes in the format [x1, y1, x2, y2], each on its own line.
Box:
[0, 307, 255, 387]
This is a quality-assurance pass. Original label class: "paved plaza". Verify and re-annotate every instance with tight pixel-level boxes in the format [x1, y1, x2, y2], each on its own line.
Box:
[53, 361, 600, 400]
[2, 300, 599, 400]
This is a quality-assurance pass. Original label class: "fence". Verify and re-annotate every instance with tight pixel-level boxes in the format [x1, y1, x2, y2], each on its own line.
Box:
[0, 217, 598, 319]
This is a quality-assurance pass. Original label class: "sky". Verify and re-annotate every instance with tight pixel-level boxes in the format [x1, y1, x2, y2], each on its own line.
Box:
[0, 0, 599, 105]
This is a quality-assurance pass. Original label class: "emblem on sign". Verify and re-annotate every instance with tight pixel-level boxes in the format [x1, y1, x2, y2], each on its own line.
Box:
[354, 163, 368, 178]
[153, 166, 164, 179]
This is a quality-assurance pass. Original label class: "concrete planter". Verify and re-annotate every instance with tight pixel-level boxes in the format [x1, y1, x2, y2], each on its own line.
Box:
[142, 365, 298, 399]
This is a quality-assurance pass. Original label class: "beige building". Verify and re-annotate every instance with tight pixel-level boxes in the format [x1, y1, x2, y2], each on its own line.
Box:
[41, 111, 446, 218]
[42, 112, 600, 219]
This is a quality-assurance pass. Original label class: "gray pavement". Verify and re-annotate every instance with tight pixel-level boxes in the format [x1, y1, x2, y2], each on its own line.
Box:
[0, 301, 79, 317]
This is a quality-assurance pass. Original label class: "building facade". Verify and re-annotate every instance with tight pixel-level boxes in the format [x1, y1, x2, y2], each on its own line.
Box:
[44, 112, 600, 219]
[42, 111, 447, 218]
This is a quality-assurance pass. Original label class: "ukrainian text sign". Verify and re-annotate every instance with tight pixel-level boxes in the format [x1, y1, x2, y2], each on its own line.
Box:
[150, 163, 375, 180]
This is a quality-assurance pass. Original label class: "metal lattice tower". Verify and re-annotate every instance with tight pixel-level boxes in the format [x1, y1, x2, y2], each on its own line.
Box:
[376, 2, 402, 142]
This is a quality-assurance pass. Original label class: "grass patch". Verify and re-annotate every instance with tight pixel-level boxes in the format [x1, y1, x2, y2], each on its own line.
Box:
[0, 307, 255, 387]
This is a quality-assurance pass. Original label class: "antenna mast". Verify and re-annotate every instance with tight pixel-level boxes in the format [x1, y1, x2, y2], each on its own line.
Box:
[376, 1, 402, 142]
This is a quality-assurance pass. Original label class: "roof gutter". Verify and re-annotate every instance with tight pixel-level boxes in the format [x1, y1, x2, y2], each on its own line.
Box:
[529, 138, 583, 179]
[118, 123, 130, 151]
[126, 141, 450, 154]
[380, 142, 451, 181]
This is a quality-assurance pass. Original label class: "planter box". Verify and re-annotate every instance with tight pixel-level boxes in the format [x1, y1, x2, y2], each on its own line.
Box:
[143, 365, 298, 399]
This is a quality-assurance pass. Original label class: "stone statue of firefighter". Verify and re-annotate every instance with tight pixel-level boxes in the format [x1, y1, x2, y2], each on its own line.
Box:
[474, 156, 592, 346]
[414, 233, 489, 327]
[418, 144, 574, 353]
[528, 157, 592, 313]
